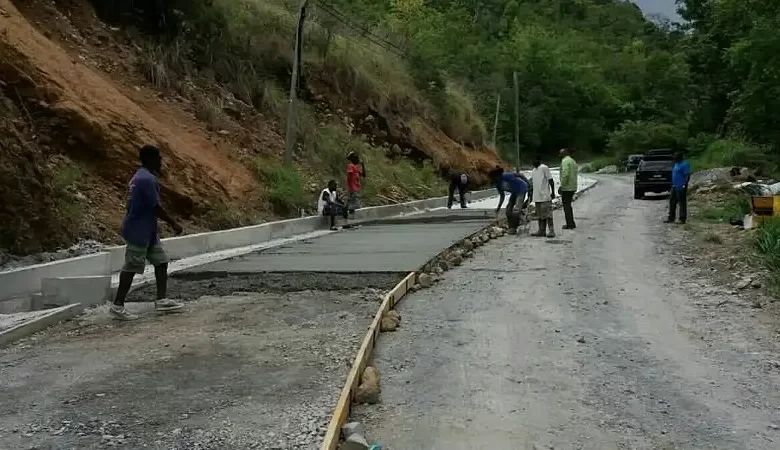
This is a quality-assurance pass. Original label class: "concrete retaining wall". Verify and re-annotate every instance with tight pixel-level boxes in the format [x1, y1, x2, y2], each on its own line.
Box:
[0, 189, 497, 304]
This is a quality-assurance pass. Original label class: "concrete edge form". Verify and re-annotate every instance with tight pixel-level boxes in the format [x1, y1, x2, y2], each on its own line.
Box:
[0, 189, 497, 302]
[320, 272, 416, 450]
[0, 303, 84, 348]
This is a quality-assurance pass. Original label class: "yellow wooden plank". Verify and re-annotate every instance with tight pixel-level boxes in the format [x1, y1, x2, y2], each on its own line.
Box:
[321, 272, 416, 450]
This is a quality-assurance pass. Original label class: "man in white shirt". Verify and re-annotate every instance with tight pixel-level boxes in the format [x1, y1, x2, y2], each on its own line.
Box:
[530, 158, 556, 238]
[317, 180, 348, 230]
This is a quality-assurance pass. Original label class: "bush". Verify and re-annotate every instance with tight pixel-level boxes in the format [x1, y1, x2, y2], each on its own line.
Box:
[264, 166, 308, 215]
[689, 138, 778, 176]
[606, 120, 686, 156]
[756, 218, 780, 274]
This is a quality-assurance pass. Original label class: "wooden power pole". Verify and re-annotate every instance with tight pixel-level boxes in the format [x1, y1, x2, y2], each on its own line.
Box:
[513, 71, 520, 170]
[284, 0, 310, 166]
[491, 92, 501, 148]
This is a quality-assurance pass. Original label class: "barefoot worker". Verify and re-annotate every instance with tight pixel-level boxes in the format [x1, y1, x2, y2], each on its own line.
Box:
[111, 145, 184, 321]
[490, 167, 530, 235]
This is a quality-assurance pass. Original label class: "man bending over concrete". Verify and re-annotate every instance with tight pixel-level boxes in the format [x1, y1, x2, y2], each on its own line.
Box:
[111, 145, 184, 321]
[490, 167, 530, 235]
[447, 172, 469, 209]
[318, 180, 348, 230]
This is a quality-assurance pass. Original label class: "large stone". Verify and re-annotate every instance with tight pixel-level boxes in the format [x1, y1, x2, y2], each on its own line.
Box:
[354, 366, 380, 404]
[341, 422, 370, 450]
[417, 273, 433, 288]
[449, 254, 463, 266]
[596, 164, 618, 174]
[41, 275, 112, 308]
[380, 310, 401, 332]
[462, 240, 474, 251]
[439, 260, 450, 271]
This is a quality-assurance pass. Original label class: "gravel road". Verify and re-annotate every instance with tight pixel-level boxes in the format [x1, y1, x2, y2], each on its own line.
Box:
[0, 284, 389, 449]
[355, 175, 780, 450]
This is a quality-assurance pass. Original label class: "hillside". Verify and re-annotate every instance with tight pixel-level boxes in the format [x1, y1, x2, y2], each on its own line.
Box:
[0, 0, 500, 256]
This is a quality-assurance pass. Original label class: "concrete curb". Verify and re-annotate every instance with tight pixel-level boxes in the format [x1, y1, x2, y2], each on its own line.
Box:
[0, 303, 84, 348]
[320, 221, 500, 450]
[320, 272, 416, 450]
[0, 189, 498, 307]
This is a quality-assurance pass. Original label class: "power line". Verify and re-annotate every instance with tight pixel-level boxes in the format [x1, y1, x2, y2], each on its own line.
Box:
[305, 14, 402, 59]
[310, 0, 407, 58]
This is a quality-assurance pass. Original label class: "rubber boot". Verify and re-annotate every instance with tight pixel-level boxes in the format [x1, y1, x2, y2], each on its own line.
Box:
[532, 220, 546, 237]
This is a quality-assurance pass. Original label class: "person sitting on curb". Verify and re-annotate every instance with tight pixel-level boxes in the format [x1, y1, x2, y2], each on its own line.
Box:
[317, 180, 349, 230]
[489, 167, 530, 235]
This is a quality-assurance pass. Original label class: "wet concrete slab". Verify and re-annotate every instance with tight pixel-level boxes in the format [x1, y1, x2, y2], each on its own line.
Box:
[179, 219, 492, 275]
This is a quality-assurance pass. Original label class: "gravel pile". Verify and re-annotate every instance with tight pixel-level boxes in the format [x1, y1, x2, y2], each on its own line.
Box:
[0, 239, 105, 271]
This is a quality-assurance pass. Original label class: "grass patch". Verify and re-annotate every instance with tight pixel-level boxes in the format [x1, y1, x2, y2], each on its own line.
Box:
[203, 201, 248, 230]
[586, 155, 620, 172]
[756, 219, 780, 289]
[254, 164, 308, 216]
[193, 95, 226, 130]
[697, 192, 750, 224]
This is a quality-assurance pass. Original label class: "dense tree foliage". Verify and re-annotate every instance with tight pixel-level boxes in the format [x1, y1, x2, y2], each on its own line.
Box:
[328, 0, 692, 161]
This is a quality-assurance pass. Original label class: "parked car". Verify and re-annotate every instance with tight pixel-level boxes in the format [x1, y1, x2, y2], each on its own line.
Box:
[634, 152, 675, 199]
[624, 154, 644, 171]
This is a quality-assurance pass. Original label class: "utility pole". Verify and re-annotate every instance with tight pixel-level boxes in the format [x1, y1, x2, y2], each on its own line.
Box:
[284, 0, 310, 166]
[513, 71, 520, 170]
[491, 92, 501, 148]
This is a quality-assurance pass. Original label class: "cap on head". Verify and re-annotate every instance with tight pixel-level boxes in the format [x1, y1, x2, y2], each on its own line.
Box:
[347, 151, 359, 164]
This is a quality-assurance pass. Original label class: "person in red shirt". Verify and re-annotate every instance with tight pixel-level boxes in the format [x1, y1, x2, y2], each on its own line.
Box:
[346, 151, 366, 214]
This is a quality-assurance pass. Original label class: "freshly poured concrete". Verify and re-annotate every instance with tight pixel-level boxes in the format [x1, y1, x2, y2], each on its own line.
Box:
[181, 219, 492, 275]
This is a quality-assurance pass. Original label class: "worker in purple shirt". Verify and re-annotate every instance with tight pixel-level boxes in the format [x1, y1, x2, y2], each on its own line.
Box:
[110, 145, 184, 321]
[489, 167, 530, 234]
[666, 151, 691, 224]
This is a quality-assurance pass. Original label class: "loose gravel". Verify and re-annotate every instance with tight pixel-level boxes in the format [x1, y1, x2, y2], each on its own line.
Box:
[0, 286, 388, 449]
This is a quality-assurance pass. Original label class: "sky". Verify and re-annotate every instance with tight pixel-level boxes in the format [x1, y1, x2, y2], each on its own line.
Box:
[632, 0, 681, 22]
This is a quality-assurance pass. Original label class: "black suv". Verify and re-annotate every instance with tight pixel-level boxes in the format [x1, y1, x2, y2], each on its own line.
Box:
[634, 149, 675, 199]
[624, 154, 644, 171]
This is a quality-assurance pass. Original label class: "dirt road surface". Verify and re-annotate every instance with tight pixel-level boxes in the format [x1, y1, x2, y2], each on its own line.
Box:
[356, 176, 780, 450]
[0, 282, 393, 449]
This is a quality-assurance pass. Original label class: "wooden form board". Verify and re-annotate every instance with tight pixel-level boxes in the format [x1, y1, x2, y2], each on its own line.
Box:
[320, 271, 416, 450]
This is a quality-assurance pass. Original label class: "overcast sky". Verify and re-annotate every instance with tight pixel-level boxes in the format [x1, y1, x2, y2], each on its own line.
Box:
[632, 0, 681, 21]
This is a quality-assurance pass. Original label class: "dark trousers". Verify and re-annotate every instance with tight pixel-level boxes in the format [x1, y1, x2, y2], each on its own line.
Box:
[448, 182, 467, 208]
[669, 187, 687, 222]
[506, 193, 519, 229]
[324, 202, 348, 228]
[561, 190, 576, 228]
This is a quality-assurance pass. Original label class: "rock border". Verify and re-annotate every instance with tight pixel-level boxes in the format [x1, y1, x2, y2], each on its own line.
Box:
[320, 222, 504, 450]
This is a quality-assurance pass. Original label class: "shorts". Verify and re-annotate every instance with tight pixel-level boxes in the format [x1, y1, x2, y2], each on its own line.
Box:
[122, 242, 170, 274]
[536, 201, 553, 219]
[347, 191, 362, 211]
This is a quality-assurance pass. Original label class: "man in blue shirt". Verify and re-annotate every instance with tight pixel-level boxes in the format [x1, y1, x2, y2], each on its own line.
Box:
[489, 167, 530, 234]
[666, 152, 691, 224]
[111, 145, 184, 320]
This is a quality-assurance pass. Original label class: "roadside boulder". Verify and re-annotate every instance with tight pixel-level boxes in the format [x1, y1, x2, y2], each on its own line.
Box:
[596, 165, 618, 174]
[354, 366, 381, 404]
[381, 309, 401, 332]
[449, 254, 463, 266]
[462, 240, 474, 251]
[341, 422, 371, 450]
[417, 273, 433, 288]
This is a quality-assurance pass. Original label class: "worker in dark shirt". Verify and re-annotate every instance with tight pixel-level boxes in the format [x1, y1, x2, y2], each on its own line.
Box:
[447, 172, 469, 209]
[489, 167, 530, 234]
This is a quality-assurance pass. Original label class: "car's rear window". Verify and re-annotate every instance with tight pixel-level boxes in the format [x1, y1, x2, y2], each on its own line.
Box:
[639, 160, 673, 170]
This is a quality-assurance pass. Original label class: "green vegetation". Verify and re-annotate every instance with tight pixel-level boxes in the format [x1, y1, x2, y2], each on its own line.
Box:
[756, 219, 780, 284]
[697, 192, 751, 224]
